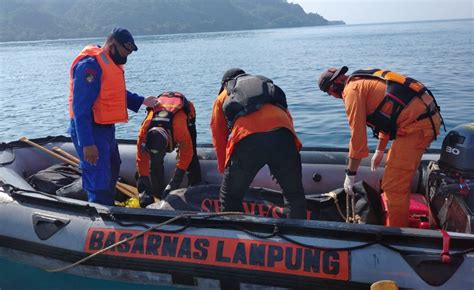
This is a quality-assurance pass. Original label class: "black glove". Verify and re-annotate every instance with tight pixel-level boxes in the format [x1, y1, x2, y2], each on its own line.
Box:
[137, 176, 152, 195]
[162, 168, 185, 198]
[139, 192, 155, 208]
[137, 176, 154, 208]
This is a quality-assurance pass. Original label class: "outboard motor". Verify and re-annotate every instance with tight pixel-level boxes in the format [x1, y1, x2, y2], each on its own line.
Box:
[439, 123, 474, 176]
[425, 123, 474, 233]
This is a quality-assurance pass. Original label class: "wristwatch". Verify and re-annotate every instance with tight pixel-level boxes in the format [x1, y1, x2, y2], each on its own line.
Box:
[345, 169, 357, 176]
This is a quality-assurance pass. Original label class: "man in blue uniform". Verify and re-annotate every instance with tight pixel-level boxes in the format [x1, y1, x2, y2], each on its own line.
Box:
[69, 27, 157, 205]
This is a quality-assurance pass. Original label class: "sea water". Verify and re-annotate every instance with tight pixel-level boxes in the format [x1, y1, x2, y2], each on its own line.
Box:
[0, 19, 473, 148]
[0, 19, 473, 289]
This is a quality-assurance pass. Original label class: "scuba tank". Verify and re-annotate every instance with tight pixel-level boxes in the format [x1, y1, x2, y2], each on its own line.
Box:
[424, 123, 474, 233]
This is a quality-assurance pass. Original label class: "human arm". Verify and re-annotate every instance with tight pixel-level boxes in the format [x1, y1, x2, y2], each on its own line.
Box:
[342, 82, 369, 194]
[173, 110, 194, 171]
[71, 57, 101, 164]
[343, 82, 369, 160]
[126, 91, 158, 112]
[161, 111, 194, 197]
[210, 90, 230, 173]
[136, 110, 153, 177]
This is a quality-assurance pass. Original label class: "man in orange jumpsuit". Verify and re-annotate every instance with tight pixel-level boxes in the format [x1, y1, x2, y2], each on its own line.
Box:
[136, 92, 201, 207]
[318, 67, 442, 227]
[211, 68, 307, 219]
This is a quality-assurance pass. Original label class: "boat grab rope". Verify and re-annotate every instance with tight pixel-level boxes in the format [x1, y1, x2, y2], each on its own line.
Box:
[107, 211, 280, 239]
[105, 211, 192, 234]
[45, 212, 245, 273]
[106, 211, 474, 256]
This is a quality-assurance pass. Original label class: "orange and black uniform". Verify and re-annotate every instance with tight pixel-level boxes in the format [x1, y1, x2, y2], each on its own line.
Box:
[343, 72, 441, 227]
[137, 96, 200, 197]
[211, 87, 306, 219]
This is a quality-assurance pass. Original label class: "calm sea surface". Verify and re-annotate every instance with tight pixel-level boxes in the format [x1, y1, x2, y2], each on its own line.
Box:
[1, 19, 473, 149]
[0, 19, 473, 289]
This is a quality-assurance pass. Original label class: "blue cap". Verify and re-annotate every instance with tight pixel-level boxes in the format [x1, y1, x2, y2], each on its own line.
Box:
[111, 27, 138, 52]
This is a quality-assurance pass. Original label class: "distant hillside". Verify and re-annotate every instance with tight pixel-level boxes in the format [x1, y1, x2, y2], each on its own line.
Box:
[0, 0, 344, 42]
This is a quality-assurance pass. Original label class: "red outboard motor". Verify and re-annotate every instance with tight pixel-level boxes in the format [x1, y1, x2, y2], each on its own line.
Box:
[425, 123, 474, 233]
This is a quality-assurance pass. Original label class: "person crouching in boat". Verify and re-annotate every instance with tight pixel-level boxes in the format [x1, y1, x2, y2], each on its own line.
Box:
[211, 68, 307, 219]
[69, 27, 158, 205]
[136, 92, 201, 207]
[318, 67, 443, 227]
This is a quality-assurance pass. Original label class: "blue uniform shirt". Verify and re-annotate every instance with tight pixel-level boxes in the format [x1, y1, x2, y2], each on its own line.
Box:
[70, 56, 144, 146]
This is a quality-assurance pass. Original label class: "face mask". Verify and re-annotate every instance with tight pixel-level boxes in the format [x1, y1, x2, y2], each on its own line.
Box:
[110, 45, 127, 65]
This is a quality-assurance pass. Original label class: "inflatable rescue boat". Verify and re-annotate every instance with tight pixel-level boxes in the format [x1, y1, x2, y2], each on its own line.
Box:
[0, 124, 473, 289]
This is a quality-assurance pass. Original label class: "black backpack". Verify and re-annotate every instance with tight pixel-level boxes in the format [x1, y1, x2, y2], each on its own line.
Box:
[223, 74, 287, 129]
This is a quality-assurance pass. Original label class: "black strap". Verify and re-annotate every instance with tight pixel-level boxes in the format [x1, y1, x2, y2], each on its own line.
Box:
[426, 89, 446, 132]
[416, 108, 438, 121]
[381, 70, 391, 77]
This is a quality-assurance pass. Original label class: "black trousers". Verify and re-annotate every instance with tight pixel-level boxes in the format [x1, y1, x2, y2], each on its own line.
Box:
[219, 128, 307, 219]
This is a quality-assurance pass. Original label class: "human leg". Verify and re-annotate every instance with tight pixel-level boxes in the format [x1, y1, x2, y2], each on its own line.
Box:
[110, 136, 121, 201]
[267, 129, 307, 219]
[81, 127, 115, 205]
[219, 134, 266, 213]
[383, 128, 436, 227]
[150, 153, 166, 198]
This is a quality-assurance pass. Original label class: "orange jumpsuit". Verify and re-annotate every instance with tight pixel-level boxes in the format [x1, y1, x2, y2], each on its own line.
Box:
[136, 102, 196, 177]
[211, 89, 302, 173]
[343, 78, 441, 227]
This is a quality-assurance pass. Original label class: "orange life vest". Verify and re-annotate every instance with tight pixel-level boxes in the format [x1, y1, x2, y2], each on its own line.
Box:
[147, 92, 192, 152]
[68, 45, 128, 124]
[349, 68, 441, 139]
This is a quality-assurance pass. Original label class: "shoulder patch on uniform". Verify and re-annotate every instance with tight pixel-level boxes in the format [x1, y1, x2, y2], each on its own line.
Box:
[85, 68, 97, 83]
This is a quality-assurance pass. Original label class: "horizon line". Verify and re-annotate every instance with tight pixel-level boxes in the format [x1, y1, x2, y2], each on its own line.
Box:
[0, 17, 472, 45]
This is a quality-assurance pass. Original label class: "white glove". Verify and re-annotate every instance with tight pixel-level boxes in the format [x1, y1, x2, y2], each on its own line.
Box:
[371, 150, 384, 171]
[344, 174, 355, 196]
[143, 96, 159, 108]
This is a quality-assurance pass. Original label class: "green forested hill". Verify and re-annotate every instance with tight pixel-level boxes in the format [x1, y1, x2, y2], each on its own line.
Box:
[0, 0, 344, 42]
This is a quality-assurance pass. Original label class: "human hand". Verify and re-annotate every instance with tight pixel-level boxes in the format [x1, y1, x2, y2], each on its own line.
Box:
[137, 176, 153, 194]
[143, 96, 159, 108]
[344, 174, 355, 196]
[371, 150, 384, 171]
[162, 168, 186, 198]
[168, 168, 185, 189]
[83, 145, 99, 165]
[162, 184, 172, 199]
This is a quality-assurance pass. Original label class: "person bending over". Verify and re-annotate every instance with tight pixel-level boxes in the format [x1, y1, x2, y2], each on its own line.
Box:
[211, 68, 307, 219]
[136, 91, 201, 207]
[318, 66, 443, 227]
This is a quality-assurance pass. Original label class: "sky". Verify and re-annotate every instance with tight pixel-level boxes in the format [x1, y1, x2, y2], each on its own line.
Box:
[292, 0, 473, 24]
